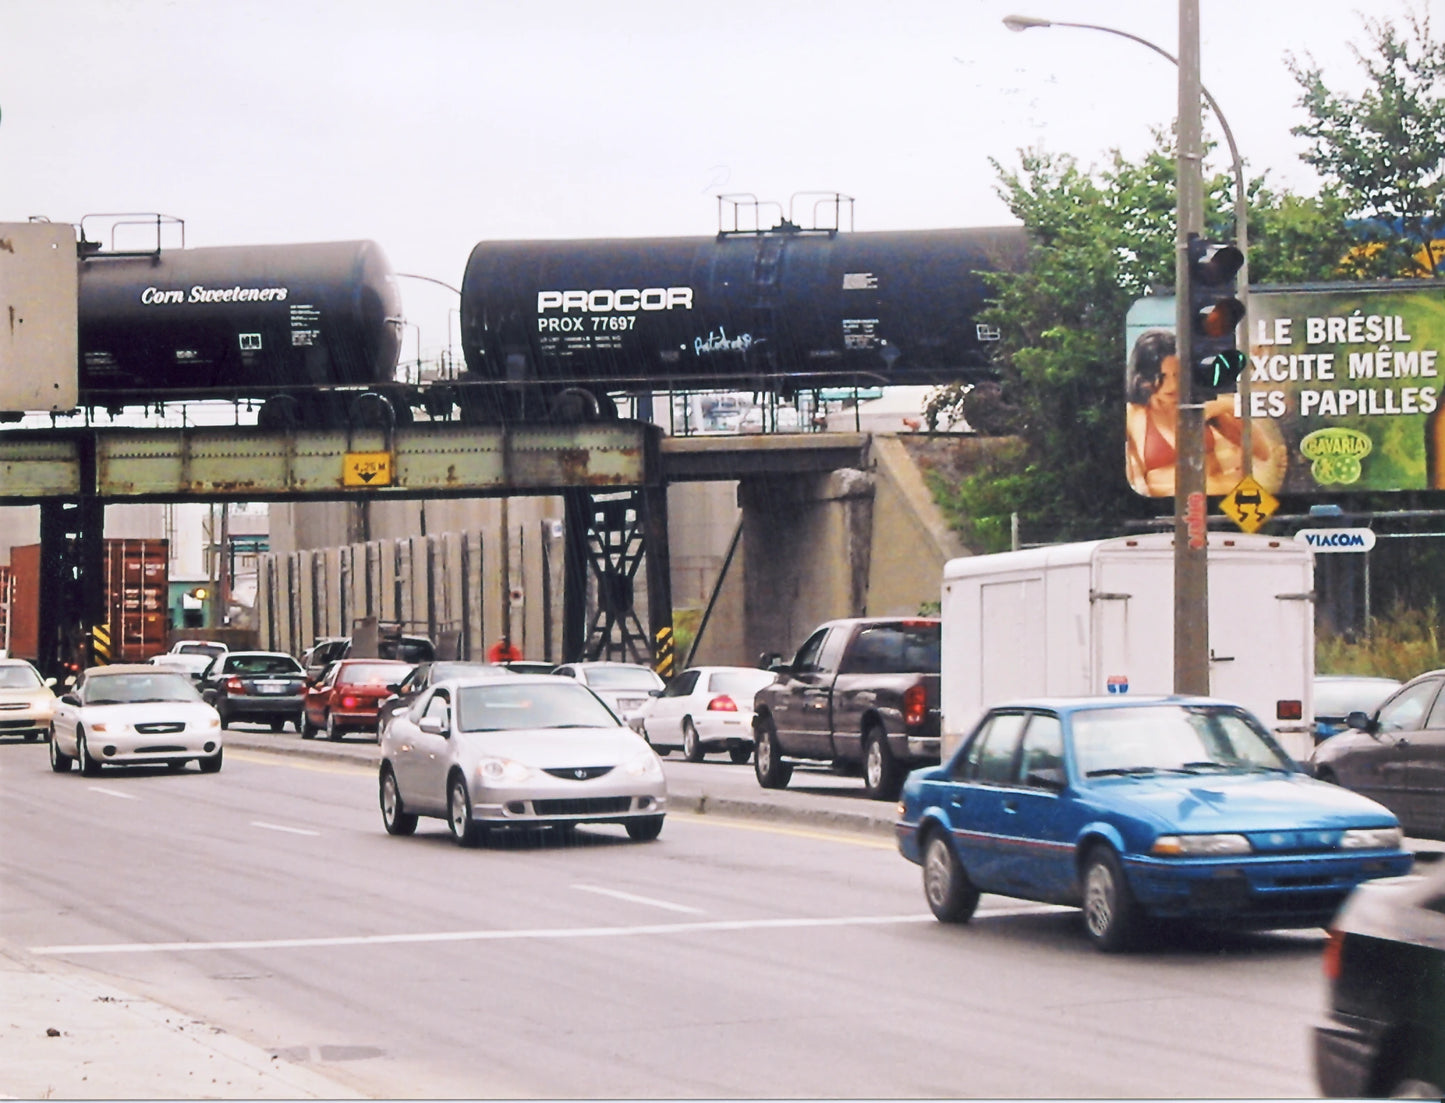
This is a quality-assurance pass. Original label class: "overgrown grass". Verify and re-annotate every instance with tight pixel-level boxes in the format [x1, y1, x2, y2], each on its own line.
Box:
[1316, 603, 1444, 681]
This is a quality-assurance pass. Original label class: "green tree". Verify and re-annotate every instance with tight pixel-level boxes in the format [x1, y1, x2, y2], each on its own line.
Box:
[1287, 5, 1445, 276]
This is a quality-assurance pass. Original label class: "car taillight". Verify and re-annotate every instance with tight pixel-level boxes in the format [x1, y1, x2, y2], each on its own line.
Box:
[1277, 699, 1303, 721]
[225, 676, 246, 694]
[341, 695, 361, 709]
[903, 683, 927, 726]
[707, 694, 738, 712]
[1322, 928, 1344, 980]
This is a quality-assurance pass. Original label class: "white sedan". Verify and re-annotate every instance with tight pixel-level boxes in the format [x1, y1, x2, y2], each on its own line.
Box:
[0, 658, 57, 741]
[50, 664, 224, 775]
[635, 665, 777, 763]
[549, 662, 666, 727]
[378, 675, 667, 845]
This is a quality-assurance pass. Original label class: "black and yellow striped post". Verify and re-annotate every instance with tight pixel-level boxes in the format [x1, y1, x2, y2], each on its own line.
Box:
[89, 623, 112, 666]
[653, 625, 675, 680]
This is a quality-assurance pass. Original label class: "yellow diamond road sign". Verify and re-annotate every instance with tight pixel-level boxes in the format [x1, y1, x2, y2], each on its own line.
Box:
[1219, 475, 1278, 534]
[343, 452, 393, 487]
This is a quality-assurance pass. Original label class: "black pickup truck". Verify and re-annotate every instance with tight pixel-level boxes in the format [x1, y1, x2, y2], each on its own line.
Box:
[751, 616, 942, 800]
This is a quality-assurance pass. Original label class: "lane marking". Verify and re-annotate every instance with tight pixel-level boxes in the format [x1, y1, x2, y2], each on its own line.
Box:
[88, 786, 138, 800]
[571, 884, 705, 915]
[250, 821, 322, 837]
[31, 913, 936, 956]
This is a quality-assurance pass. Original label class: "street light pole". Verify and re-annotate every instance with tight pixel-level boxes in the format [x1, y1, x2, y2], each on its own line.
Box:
[1004, 5, 1213, 694]
[1002, 13, 1252, 462]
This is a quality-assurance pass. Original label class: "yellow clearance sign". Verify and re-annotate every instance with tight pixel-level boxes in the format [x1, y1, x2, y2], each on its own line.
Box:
[343, 452, 393, 487]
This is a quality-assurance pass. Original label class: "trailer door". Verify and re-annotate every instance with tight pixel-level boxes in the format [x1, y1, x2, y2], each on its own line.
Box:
[1091, 551, 1173, 698]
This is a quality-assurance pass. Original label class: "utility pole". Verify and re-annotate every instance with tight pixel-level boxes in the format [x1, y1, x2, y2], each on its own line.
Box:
[1174, 0, 1210, 696]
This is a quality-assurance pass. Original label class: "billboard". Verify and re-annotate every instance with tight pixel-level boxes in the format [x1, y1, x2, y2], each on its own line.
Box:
[1126, 282, 1445, 496]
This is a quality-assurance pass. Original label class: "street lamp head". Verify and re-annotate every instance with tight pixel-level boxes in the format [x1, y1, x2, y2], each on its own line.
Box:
[1002, 14, 1052, 32]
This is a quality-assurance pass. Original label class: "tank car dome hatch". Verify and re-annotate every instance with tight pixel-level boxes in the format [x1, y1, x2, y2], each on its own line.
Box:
[76, 239, 403, 404]
[457, 226, 1028, 418]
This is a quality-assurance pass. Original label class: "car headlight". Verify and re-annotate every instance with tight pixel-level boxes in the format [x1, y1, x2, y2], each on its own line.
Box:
[624, 749, 663, 779]
[478, 756, 532, 785]
[1340, 826, 1403, 850]
[1151, 833, 1252, 857]
[205, 715, 221, 730]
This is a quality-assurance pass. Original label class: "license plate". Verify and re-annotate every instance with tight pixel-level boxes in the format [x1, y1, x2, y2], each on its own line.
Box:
[256, 682, 288, 694]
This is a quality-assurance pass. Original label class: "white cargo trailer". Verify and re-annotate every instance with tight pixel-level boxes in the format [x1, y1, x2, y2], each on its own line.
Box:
[940, 532, 1316, 761]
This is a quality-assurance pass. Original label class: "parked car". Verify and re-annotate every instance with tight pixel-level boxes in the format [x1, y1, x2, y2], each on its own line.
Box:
[303, 658, 413, 741]
[550, 662, 665, 728]
[343, 633, 436, 664]
[167, 639, 228, 663]
[49, 664, 222, 774]
[1310, 669, 1445, 839]
[376, 660, 508, 737]
[1313, 675, 1403, 742]
[198, 650, 308, 731]
[377, 674, 667, 845]
[1315, 860, 1445, 1097]
[635, 665, 777, 763]
[0, 658, 56, 741]
[896, 695, 1414, 951]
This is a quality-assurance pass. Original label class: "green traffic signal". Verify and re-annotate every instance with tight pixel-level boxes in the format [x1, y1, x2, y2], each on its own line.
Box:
[1187, 235, 1246, 396]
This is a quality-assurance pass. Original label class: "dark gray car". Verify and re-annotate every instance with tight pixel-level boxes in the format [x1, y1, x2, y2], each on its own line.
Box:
[199, 651, 307, 731]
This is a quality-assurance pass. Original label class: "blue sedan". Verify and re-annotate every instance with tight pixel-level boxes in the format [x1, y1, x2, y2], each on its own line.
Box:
[896, 696, 1414, 951]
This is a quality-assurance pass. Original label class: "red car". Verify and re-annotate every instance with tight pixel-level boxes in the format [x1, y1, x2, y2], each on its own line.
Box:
[303, 659, 413, 741]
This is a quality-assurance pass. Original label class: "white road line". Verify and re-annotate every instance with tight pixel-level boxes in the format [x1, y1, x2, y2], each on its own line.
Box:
[30, 913, 935, 956]
[571, 883, 705, 914]
[87, 786, 138, 800]
[250, 821, 321, 837]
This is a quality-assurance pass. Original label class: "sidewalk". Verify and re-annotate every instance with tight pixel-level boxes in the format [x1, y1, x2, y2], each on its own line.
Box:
[0, 944, 361, 1100]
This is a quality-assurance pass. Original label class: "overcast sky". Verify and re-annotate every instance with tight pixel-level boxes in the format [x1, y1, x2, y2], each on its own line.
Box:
[0, 0, 1420, 365]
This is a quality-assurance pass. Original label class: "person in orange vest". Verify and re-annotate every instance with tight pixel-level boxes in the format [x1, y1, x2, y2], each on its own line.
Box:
[487, 637, 523, 663]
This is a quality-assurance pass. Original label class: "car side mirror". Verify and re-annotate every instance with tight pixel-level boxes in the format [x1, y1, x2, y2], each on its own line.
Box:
[1345, 710, 1374, 733]
[60, 693, 79, 706]
[648, 688, 663, 697]
[418, 716, 446, 735]
[1026, 767, 1067, 791]
[387, 683, 403, 694]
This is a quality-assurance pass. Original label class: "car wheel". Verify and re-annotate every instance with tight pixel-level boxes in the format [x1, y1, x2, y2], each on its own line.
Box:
[199, 748, 223, 774]
[729, 744, 752, 765]
[862, 723, 903, 801]
[326, 714, 342, 741]
[269, 718, 284, 733]
[626, 815, 665, 842]
[49, 728, 73, 773]
[753, 717, 792, 789]
[448, 774, 481, 847]
[1081, 845, 1141, 952]
[682, 718, 704, 763]
[77, 730, 102, 776]
[379, 767, 418, 836]
[301, 711, 318, 739]
[922, 829, 979, 923]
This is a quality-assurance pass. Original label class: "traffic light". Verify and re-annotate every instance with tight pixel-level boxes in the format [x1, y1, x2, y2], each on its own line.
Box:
[1187, 234, 1246, 395]
[187, 586, 210, 601]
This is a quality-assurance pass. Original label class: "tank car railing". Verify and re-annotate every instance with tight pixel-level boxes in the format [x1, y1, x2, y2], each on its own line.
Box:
[77, 212, 185, 258]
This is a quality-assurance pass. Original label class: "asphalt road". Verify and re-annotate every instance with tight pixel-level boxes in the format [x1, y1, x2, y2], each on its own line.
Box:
[2, 735, 1335, 1098]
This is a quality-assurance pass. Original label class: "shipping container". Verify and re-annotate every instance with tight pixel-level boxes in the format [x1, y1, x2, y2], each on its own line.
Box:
[0, 566, 12, 657]
[5, 539, 169, 665]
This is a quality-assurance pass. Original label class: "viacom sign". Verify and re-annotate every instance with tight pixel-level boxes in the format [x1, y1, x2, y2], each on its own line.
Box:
[1293, 528, 1378, 553]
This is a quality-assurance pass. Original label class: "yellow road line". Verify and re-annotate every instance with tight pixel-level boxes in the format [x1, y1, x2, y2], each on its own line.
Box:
[226, 749, 373, 777]
[669, 810, 895, 849]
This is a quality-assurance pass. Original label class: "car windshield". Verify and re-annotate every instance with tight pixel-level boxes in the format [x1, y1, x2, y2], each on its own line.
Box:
[1314, 679, 1399, 719]
[227, 655, 304, 676]
[456, 681, 621, 732]
[580, 666, 662, 690]
[1071, 704, 1294, 778]
[708, 669, 775, 696]
[340, 663, 407, 685]
[82, 672, 200, 705]
[0, 665, 43, 690]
